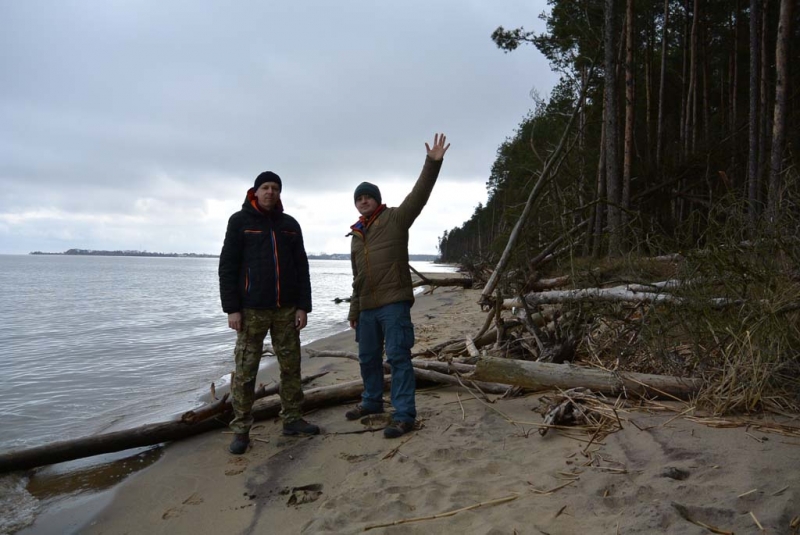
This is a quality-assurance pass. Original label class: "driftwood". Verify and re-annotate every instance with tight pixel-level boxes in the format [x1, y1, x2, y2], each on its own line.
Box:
[426, 319, 523, 356]
[306, 349, 476, 374]
[0, 378, 370, 474]
[464, 336, 480, 358]
[417, 360, 475, 374]
[528, 276, 571, 291]
[409, 265, 472, 291]
[501, 283, 742, 309]
[413, 367, 511, 395]
[305, 349, 510, 395]
[180, 371, 328, 424]
[470, 356, 702, 400]
[412, 277, 473, 290]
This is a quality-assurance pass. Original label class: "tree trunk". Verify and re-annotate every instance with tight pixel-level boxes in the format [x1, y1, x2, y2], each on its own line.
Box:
[645, 16, 653, 165]
[684, 0, 698, 158]
[747, 0, 761, 223]
[656, 0, 669, 167]
[768, 0, 793, 220]
[758, 0, 771, 210]
[579, 64, 588, 225]
[622, 0, 634, 244]
[471, 356, 702, 400]
[702, 25, 710, 145]
[605, 0, 622, 256]
[730, 1, 740, 189]
[679, 0, 689, 164]
[691, 0, 700, 154]
[591, 103, 607, 257]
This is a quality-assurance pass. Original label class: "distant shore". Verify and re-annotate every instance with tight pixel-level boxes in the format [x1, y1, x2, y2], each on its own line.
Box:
[28, 249, 439, 261]
[30, 249, 218, 258]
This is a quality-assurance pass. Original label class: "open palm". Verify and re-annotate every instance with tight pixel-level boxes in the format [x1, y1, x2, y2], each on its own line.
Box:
[425, 133, 450, 161]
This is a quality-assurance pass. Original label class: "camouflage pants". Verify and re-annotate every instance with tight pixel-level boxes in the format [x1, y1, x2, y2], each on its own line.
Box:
[230, 307, 304, 434]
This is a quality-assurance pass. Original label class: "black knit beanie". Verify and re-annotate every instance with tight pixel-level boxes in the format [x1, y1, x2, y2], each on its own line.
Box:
[353, 182, 381, 205]
[254, 171, 282, 192]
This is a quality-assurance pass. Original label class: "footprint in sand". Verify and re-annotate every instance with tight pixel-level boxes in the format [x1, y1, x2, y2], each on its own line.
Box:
[161, 508, 181, 520]
[339, 452, 372, 463]
[360, 413, 392, 427]
[285, 484, 323, 506]
[161, 493, 205, 519]
[182, 492, 204, 505]
[225, 456, 248, 476]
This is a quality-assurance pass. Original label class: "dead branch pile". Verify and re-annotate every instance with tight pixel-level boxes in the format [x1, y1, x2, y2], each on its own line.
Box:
[421, 235, 800, 417]
[536, 387, 624, 440]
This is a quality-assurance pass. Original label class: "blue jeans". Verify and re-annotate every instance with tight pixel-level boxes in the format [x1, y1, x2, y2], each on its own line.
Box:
[356, 301, 416, 423]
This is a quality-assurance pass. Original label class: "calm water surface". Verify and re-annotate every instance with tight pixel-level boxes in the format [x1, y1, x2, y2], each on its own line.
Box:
[0, 254, 453, 453]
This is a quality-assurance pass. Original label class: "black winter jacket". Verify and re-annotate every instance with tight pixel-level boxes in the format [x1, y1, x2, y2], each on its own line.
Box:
[219, 191, 312, 314]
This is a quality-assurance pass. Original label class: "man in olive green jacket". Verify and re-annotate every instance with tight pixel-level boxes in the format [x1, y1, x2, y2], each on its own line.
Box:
[346, 133, 450, 438]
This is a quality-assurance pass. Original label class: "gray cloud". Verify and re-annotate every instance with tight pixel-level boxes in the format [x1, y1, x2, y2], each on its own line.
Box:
[0, 0, 557, 254]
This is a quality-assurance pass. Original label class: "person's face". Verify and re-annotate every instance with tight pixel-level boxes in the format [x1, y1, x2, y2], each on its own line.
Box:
[256, 182, 281, 211]
[355, 194, 379, 218]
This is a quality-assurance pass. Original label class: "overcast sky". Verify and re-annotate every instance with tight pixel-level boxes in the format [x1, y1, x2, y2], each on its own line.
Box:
[0, 1, 557, 256]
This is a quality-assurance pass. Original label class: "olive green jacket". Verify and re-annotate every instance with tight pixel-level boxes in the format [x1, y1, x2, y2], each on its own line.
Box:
[348, 156, 444, 321]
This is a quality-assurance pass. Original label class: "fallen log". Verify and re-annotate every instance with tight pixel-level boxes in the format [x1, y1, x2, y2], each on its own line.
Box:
[307, 349, 475, 374]
[0, 378, 369, 474]
[409, 265, 472, 290]
[501, 284, 743, 309]
[412, 277, 472, 289]
[470, 356, 702, 400]
[306, 349, 475, 374]
[180, 371, 329, 424]
[528, 276, 571, 291]
[410, 359, 475, 375]
[465, 336, 480, 358]
[306, 349, 509, 394]
[428, 319, 523, 356]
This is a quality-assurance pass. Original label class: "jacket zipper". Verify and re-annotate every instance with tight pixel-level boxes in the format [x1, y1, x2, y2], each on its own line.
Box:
[363, 237, 377, 304]
[270, 230, 281, 307]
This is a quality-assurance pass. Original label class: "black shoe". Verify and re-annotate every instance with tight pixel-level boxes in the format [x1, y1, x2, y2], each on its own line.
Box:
[383, 420, 414, 439]
[229, 433, 250, 454]
[283, 418, 321, 436]
[345, 404, 384, 421]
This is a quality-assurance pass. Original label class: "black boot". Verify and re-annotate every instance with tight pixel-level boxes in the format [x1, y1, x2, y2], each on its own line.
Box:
[283, 418, 321, 436]
[383, 420, 414, 439]
[228, 433, 250, 454]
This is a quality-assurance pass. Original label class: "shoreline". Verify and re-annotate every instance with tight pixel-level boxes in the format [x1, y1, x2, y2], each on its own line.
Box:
[15, 279, 800, 534]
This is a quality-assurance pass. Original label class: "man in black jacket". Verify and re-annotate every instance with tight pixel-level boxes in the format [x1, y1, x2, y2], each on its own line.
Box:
[219, 171, 319, 455]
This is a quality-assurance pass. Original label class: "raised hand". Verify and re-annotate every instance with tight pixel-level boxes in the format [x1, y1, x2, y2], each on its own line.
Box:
[425, 133, 450, 161]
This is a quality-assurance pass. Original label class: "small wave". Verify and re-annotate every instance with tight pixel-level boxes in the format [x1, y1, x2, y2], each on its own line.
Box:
[0, 474, 38, 534]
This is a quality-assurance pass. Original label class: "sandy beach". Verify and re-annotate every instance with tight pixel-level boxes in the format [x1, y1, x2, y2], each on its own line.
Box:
[31, 279, 800, 534]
